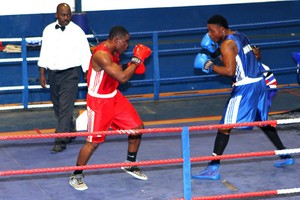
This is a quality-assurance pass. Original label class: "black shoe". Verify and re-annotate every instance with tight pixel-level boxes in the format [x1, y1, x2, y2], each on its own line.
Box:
[66, 137, 77, 144]
[51, 144, 66, 154]
[71, 136, 76, 141]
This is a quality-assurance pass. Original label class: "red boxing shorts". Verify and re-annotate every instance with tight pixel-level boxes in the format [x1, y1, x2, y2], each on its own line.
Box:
[86, 91, 143, 143]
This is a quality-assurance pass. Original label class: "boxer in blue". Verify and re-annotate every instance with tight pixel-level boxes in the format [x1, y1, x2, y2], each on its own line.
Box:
[193, 15, 294, 180]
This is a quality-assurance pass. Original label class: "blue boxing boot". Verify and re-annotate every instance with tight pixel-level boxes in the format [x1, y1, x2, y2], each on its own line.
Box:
[192, 162, 220, 180]
[274, 155, 294, 167]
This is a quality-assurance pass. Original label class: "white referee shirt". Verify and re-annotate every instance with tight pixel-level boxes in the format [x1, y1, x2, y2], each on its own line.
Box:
[38, 20, 91, 72]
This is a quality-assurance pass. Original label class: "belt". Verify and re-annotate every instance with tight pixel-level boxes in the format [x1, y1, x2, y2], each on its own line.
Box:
[50, 66, 79, 73]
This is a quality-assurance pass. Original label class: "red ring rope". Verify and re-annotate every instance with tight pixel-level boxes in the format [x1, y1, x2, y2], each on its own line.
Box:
[2, 148, 300, 176]
[0, 120, 279, 140]
[1, 118, 300, 199]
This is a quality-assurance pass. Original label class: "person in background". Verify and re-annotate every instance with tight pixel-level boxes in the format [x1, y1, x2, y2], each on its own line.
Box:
[69, 26, 152, 191]
[252, 45, 278, 109]
[193, 14, 294, 180]
[38, 3, 91, 153]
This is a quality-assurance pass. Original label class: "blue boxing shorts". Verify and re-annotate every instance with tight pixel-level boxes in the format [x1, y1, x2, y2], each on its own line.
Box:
[220, 78, 268, 129]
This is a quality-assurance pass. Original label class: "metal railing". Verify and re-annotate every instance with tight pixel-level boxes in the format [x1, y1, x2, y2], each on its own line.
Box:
[1, 19, 300, 110]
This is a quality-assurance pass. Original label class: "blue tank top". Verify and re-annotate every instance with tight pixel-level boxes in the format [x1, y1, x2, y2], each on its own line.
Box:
[225, 31, 263, 83]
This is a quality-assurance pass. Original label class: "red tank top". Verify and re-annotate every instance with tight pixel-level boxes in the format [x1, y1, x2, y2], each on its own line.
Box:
[87, 43, 120, 97]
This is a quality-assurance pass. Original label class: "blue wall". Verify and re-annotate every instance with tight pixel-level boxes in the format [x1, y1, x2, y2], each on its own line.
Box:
[1, 1, 300, 37]
[0, 1, 300, 105]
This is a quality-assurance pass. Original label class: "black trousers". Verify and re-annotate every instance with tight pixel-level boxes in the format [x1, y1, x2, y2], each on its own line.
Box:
[48, 67, 80, 145]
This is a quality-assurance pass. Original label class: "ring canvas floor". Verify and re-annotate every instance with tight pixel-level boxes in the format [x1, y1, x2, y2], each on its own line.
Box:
[1, 88, 300, 200]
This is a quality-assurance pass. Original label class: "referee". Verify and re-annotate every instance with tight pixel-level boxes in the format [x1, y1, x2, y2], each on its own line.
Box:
[38, 3, 91, 153]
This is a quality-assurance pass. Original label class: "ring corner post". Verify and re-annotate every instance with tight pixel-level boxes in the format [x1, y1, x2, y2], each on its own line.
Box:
[21, 37, 29, 109]
[181, 126, 192, 200]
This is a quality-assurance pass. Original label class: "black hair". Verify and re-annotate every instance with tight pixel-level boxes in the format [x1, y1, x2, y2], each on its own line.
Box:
[108, 26, 129, 40]
[207, 15, 229, 29]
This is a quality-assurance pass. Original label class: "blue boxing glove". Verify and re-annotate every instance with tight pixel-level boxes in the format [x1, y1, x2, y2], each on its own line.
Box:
[194, 53, 214, 73]
[201, 33, 219, 53]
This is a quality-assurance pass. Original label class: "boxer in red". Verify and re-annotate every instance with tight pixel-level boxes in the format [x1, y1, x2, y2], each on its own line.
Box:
[69, 26, 152, 191]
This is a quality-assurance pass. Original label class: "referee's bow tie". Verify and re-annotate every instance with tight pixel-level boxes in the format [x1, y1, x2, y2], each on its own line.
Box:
[55, 24, 65, 31]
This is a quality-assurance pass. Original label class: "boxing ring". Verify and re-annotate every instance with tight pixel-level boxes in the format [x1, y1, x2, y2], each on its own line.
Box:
[1, 117, 300, 199]
[1, 18, 300, 199]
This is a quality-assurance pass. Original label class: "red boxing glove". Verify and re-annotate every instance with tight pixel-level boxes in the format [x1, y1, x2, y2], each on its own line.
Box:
[131, 44, 152, 74]
[134, 63, 146, 74]
[127, 62, 146, 74]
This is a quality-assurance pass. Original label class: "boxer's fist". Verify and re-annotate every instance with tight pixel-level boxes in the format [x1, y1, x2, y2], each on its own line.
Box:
[194, 53, 214, 73]
[130, 44, 151, 75]
[127, 62, 146, 75]
[131, 44, 152, 65]
[134, 63, 146, 74]
[201, 33, 219, 53]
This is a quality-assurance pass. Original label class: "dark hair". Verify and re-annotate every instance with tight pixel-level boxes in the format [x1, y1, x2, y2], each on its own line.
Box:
[108, 26, 129, 40]
[207, 15, 229, 29]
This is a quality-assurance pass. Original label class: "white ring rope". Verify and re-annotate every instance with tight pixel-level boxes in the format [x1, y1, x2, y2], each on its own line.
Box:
[277, 118, 300, 124]
[0, 102, 86, 111]
[0, 57, 39, 63]
[0, 38, 22, 42]
[0, 84, 87, 91]
[274, 148, 300, 156]
[277, 188, 300, 195]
